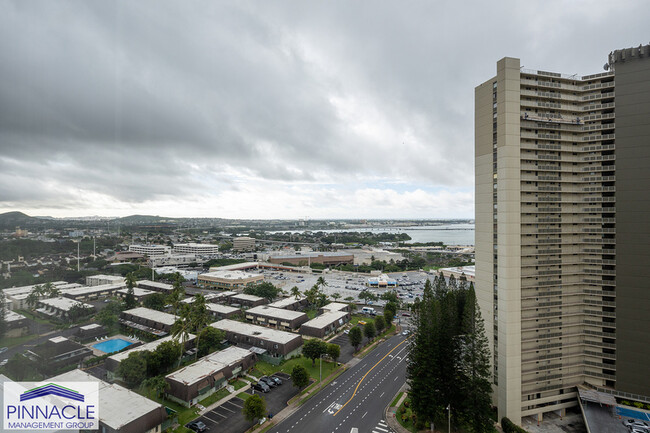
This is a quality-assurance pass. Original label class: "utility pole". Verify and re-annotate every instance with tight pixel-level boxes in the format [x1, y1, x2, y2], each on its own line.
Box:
[77, 240, 80, 272]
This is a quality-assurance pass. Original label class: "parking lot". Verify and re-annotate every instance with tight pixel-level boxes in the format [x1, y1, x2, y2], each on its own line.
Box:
[192, 373, 298, 433]
[328, 326, 368, 364]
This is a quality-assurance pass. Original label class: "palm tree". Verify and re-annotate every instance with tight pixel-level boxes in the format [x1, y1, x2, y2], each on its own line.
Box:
[190, 294, 210, 360]
[331, 292, 342, 302]
[316, 276, 327, 289]
[125, 272, 137, 290]
[171, 304, 192, 367]
[167, 285, 184, 318]
[291, 286, 301, 300]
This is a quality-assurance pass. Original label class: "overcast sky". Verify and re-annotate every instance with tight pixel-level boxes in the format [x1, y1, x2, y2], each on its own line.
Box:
[0, 1, 647, 219]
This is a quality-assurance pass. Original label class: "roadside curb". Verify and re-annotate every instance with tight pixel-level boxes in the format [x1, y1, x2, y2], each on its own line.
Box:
[385, 387, 411, 433]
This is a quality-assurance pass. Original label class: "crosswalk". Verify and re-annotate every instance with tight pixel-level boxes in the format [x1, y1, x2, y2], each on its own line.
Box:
[371, 419, 392, 433]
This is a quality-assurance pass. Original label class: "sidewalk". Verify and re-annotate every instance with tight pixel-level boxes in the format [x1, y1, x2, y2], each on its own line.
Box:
[385, 386, 411, 433]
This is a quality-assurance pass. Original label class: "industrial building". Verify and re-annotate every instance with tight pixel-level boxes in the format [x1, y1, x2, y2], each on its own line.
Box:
[475, 44, 650, 423]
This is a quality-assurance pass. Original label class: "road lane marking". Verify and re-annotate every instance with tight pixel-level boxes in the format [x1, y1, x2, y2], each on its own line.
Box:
[362, 411, 368, 418]
[333, 337, 409, 417]
[380, 392, 384, 397]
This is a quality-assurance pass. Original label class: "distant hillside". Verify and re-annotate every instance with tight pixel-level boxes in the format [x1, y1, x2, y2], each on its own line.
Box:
[114, 215, 180, 225]
[0, 211, 43, 230]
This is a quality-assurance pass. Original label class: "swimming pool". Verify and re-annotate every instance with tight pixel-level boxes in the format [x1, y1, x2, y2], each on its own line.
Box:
[617, 406, 650, 421]
[92, 338, 133, 354]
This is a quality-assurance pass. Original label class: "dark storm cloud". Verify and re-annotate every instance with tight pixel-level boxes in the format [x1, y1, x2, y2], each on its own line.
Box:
[0, 0, 648, 216]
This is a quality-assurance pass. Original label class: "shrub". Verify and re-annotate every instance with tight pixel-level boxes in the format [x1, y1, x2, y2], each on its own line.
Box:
[633, 402, 644, 409]
[502, 417, 528, 433]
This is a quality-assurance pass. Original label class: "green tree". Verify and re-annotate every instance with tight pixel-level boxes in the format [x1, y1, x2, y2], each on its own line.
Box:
[143, 293, 167, 311]
[243, 394, 266, 422]
[384, 301, 397, 327]
[291, 365, 310, 389]
[327, 343, 340, 363]
[167, 282, 184, 318]
[5, 354, 38, 381]
[316, 276, 327, 289]
[291, 286, 301, 300]
[331, 292, 342, 302]
[364, 321, 376, 340]
[119, 352, 147, 387]
[359, 289, 377, 305]
[304, 285, 320, 309]
[374, 316, 385, 334]
[197, 326, 225, 357]
[155, 340, 182, 372]
[171, 304, 193, 366]
[125, 272, 137, 290]
[190, 294, 210, 360]
[380, 290, 399, 304]
[348, 326, 363, 351]
[142, 375, 169, 399]
[123, 286, 138, 310]
[243, 282, 279, 303]
[302, 339, 328, 366]
[67, 304, 94, 322]
[96, 307, 119, 331]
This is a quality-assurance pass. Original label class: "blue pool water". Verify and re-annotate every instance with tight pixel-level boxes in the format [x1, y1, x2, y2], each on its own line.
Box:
[92, 338, 133, 354]
[617, 406, 650, 421]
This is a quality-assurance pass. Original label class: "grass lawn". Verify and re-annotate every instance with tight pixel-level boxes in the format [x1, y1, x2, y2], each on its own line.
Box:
[16, 309, 52, 325]
[135, 387, 199, 431]
[395, 397, 418, 433]
[238, 392, 251, 401]
[0, 333, 38, 348]
[198, 387, 230, 407]
[304, 309, 318, 319]
[254, 356, 337, 382]
[349, 314, 368, 325]
[233, 379, 248, 390]
[390, 392, 404, 407]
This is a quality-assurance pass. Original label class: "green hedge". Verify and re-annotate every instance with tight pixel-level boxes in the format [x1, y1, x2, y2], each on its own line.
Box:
[502, 417, 528, 433]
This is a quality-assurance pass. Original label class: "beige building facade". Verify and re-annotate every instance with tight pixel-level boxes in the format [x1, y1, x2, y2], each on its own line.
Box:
[476, 45, 650, 424]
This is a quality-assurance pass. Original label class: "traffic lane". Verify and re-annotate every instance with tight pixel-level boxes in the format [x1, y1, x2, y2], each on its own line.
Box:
[333, 343, 408, 433]
[267, 335, 408, 433]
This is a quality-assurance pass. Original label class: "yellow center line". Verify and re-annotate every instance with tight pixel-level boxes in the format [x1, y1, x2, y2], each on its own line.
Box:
[333, 337, 410, 417]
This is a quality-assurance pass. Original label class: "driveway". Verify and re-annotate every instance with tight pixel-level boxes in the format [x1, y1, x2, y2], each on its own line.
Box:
[194, 373, 298, 433]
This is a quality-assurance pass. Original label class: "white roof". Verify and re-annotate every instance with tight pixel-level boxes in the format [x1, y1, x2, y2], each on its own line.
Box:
[80, 323, 102, 330]
[123, 307, 177, 326]
[87, 274, 126, 282]
[40, 297, 92, 311]
[3, 281, 71, 296]
[268, 297, 303, 309]
[231, 293, 264, 302]
[440, 265, 475, 277]
[246, 305, 306, 321]
[166, 346, 251, 386]
[4, 310, 26, 322]
[109, 334, 196, 363]
[117, 287, 156, 297]
[200, 270, 260, 280]
[211, 319, 300, 345]
[207, 304, 239, 314]
[321, 302, 348, 312]
[302, 311, 349, 329]
[61, 283, 123, 296]
[49, 336, 69, 343]
[209, 262, 259, 271]
[50, 369, 163, 430]
[136, 280, 174, 291]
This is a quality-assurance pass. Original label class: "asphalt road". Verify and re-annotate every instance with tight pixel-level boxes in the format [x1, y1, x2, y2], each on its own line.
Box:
[268, 333, 409, 433]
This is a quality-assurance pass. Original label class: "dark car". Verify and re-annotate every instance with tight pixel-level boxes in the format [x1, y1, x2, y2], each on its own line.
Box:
[186, 421, 207, 432]
[260, 376, 277, 388]
[270, 375, 283, 385]
[252, 381, 270, 393]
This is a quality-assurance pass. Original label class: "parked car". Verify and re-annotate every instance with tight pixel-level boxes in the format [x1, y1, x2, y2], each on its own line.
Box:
[270, 376, 283, 385]
[0, 359, 8, 367]
[260, 376, 277, 388]
[186, 421, 207, 432]
[0, 347, 7, 354]
[252, 382, 270, 393]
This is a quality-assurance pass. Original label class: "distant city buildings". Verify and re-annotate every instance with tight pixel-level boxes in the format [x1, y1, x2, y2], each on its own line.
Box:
[172, 243, 220, 255]
[232, 236, 256, 251]
[128, 244, 171, 257]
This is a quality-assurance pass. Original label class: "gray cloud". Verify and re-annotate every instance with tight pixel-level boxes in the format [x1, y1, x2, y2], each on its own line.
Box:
[0, 0, 648, 217]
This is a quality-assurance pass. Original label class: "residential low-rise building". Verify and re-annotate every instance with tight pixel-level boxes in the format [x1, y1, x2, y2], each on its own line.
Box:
[4, 310, 29, 337]
[165, 346, 256, 407]
[51, 368, 168, 433]
[245, 305, 308, 331]
[206, 303, 241, 321]
[229, 293, 267, 308]
[210, 319, 303, 364]
[300, 311, 351, 338]
[61, 283, 124, 301]
[319, 302, 350, 314]
[116, 287, 157, 302]
[120, 307, 177, 337]
[36, 297, 94, 320]
[136, 279, 174, 293]
[267, 297, 308, 311]
[76, 323, 107, 342]
[197, 270, 264, 290]
[105, 334, 196, 379]
[25, 336, 92, 373]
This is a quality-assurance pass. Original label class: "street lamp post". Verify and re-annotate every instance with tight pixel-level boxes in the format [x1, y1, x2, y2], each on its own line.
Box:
[447, 404, 450, 433]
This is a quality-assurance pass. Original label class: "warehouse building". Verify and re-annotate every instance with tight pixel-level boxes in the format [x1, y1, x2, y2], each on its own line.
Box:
[245, 305, 308, 331]
[300, 311, 351, 338]
[210, 319, 303, 364]
[165, 346, 256, 407]
[51, 369, 168, 433]
[197, 270, 264, 290]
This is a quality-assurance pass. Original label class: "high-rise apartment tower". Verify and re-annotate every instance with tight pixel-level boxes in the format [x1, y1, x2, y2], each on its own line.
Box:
[475, 44, 650, 423]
